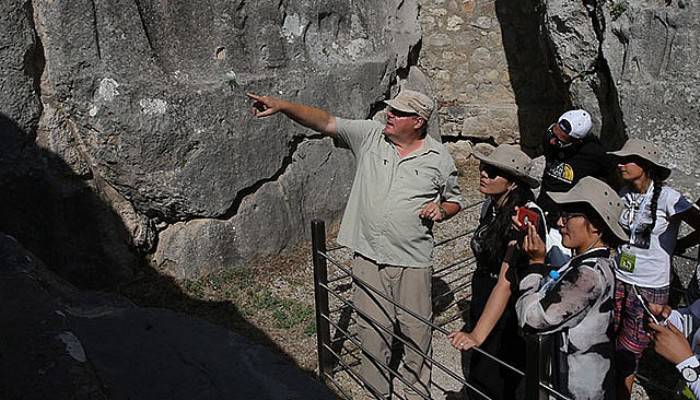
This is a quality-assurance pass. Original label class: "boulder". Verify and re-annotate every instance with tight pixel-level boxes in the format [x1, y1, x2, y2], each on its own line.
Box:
[0, 0, 423, 281]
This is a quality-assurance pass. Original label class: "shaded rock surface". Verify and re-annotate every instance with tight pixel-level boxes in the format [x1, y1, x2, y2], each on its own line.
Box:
[0, 232, 334, 400]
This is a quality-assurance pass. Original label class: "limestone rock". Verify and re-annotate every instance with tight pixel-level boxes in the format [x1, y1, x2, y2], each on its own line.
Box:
[446, 141, 473, 175]
[0, 0, 423, 280]
[602, 1, 700, 196]
[472, 142, 496, 157]
[0, 0, 41, 141]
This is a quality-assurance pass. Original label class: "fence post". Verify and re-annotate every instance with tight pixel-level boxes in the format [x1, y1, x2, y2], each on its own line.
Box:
[525, 334, 547, 400]
[311, 219, 333, 382]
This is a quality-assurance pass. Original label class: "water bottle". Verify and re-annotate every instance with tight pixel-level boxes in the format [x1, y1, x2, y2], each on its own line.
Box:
[541, 270, 561, 292]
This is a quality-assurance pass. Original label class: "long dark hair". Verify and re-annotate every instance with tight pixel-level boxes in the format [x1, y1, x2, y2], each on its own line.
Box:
[477, 179, 534, 272]
[638, 165, 664, 245]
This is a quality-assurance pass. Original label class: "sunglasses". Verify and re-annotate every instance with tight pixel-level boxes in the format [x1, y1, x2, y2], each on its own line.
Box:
[479, 164, 505, 179]
[560, 211, 587, 223]
[558, 119, 572, 134]
[387, 108, 418, 118]
[615, 155, 647, 166]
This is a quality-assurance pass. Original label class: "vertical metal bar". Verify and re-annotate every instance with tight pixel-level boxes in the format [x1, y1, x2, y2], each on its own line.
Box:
[525, 334, 546, 400]
[312, 219, 333, 382]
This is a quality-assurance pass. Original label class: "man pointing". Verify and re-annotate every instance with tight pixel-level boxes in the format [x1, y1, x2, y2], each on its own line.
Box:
[248, 89, 464, 399]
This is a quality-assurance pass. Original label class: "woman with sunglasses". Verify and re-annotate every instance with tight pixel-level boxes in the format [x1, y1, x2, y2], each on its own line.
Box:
[447, 144, 541, 399]
[516, 177, 627, 400]
[607, 139, 700, 399]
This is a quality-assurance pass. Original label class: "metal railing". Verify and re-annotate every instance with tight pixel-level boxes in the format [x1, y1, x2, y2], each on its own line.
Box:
[310, 204, 700, 399]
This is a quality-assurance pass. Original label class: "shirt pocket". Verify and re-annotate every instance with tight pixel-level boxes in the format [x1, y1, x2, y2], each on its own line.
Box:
[398, 167, 442, 201]
[359, 148, 392, 191]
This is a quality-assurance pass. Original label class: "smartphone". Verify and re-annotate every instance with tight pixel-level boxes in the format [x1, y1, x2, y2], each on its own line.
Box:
[516, 207, 540, 231]
[632, 284, 660, 325]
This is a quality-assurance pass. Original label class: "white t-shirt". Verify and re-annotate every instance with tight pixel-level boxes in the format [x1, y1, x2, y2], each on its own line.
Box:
[615, 184, 693, 287]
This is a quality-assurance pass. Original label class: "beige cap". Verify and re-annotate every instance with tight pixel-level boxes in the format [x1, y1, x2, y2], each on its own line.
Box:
[608, 138, 671, 180]
[384, 90, 434, 120]
[548, 176, 628, 242]
[473, 144, 540, 188]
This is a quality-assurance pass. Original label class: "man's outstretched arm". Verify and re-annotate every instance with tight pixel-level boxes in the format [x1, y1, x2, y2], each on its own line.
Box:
[247, 93, 337, 137]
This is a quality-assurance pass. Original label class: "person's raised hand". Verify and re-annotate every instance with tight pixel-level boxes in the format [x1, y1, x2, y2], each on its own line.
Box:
[649, 322, 694, 365]
[523, 222, 546, 264]
[447, 331, 480, 352]
[247, 93, 282, 118]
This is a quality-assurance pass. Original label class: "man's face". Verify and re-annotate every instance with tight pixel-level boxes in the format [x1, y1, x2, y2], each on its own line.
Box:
[384, 108, 423, 140]
[550, 122, 572, 144]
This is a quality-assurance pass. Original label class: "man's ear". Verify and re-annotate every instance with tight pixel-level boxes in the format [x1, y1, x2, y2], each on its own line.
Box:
[414, 117, 426, 131]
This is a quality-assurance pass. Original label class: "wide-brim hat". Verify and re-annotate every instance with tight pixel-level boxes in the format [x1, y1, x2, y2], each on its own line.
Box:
[608, 139, 671, 180]
[548, 176, 629, 242]
[473, 144, 540, 188]
[384, 89, 434, 121]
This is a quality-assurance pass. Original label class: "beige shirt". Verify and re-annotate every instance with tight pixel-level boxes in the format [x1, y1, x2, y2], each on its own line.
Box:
[335, 118, 465, 268]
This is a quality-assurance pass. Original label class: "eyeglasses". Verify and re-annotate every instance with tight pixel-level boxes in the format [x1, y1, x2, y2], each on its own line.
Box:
[479, 164, 504, 179]
[560, 211, 587, 223]
[387, 108, 418, 118]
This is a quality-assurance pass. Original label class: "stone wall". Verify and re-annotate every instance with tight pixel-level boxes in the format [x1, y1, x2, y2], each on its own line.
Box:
[418, 0, 566, 151]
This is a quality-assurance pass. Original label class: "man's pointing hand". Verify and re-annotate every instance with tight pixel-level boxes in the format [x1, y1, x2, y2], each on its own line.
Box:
[247, 93, 282, 118]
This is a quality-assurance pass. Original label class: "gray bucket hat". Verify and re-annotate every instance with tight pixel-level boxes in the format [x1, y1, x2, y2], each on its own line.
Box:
[384, 90, 434, 121]
[473, 144, 540, 188]
[608, 139, 671, 180]
[548, 176, 629, 242]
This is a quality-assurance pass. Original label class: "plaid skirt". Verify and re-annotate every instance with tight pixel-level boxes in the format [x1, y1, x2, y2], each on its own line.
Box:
[613, 280, 669, 360]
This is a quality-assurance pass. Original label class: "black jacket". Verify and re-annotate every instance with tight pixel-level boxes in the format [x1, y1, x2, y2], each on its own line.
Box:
[537, 138, 613, 221]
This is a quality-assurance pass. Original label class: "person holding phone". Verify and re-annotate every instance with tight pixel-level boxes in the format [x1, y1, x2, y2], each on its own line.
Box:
[516, 176, 627, 400]
[447, 144, 541, 400]
[648, 302, 700, 399]
[607, 139, 700, 399]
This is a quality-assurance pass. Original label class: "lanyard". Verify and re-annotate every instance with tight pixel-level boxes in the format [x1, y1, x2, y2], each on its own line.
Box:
[626, 183, 654, 244]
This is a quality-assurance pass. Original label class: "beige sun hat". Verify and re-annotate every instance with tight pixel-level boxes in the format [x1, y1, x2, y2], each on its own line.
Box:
[548, 176, 629, 242]
[608, 138, 671, 180]
[473, 144, 540, 188]
[384, 90, 434, 120]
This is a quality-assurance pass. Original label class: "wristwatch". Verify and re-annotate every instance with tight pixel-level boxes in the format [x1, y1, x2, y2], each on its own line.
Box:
[678, 356, 700, 384]
[438, 206, 447, 220]
[682, 365, 700, 384]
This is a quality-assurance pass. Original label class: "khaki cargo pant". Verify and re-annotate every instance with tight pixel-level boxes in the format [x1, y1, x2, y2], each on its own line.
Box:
[351, 255, 432, 400]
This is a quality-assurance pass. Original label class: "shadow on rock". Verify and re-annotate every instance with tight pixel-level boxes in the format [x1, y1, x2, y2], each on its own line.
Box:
[0, 113, 333, 399]
[495, 0, 568, 154]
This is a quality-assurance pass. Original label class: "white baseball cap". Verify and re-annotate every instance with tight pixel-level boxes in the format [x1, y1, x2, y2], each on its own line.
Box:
[558, 109, 592, 139]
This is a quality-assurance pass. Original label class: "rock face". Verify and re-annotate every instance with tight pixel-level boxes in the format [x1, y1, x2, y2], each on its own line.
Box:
[0, 0, 423, 281]
[538, 0, 700, 196]
[0, 232, 335, 400]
